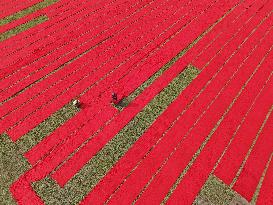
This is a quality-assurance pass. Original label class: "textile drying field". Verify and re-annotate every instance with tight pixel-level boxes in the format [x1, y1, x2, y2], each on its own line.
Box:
[0, 0, 273, 204]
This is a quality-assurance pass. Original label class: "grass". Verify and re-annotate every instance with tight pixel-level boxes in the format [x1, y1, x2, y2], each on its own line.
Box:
[0, 15, 48, 42]
[0, 0, 58, 26]
[31, 65, 199, 205]
[0, 134, 30, 205]
[193, 175, 257, 205]
[197, 175, 235, 205]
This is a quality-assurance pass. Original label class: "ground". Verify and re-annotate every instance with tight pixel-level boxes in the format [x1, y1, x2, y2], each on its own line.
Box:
[0, 0, 273, 204]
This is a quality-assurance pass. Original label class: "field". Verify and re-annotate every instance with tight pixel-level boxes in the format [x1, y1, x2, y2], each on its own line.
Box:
[0, 0, 273, 204]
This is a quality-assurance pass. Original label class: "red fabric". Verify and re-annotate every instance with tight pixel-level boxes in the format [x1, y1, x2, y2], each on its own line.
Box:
[4, 0, 273, 204]
[80, 0, 244, 204]
[23, 0, 193, 164]
[0, 0, 153, 100]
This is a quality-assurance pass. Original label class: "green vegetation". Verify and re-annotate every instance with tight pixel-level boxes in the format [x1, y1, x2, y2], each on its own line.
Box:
[0, 0, 58, 26]
[0, 15, 48, 42]
[198, 175, 235, 205]
[193, 175, 254, 205]
[0, 134, 30, 204]
[32, 65, 199, 205]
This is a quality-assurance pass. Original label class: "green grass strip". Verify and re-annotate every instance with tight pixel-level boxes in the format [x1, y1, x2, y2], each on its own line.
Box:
[0, 0, 57, 26]
[196, 175, 235, 205]
[0, 15, 48, 42]
[0, 134, 30, 205]
[32, 65, 199, 205]
[16, 103, 79, 153]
